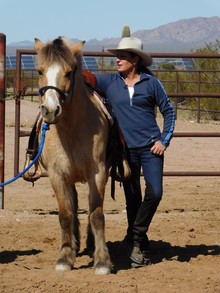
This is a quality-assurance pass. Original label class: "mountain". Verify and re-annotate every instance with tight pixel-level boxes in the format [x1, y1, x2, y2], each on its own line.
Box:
[6, 16, 220, 54]
[90, 16, 220, 52]
[132, 16, 220, 52]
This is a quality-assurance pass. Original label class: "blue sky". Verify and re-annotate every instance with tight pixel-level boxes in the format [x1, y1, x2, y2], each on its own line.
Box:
[0, 0, 219, 44]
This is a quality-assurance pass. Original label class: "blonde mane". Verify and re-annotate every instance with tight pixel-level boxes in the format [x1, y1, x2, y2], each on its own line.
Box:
[38, 36, 82, 69]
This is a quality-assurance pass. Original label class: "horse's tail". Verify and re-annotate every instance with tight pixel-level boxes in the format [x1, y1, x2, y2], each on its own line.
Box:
[108, 120, 131, 200]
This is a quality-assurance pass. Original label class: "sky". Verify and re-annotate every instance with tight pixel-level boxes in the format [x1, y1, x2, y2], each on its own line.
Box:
[0, 0, 219, 44]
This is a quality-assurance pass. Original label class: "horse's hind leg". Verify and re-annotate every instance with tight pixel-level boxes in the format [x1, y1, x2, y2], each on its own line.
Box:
[88, 175, 111, 275]
[72, 185, 80, 253]
[86, 221, 95, 256]
[51, 182, 79, 272]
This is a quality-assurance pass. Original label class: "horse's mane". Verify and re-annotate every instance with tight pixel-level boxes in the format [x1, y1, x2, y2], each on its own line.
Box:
[39, 36, 81, 69]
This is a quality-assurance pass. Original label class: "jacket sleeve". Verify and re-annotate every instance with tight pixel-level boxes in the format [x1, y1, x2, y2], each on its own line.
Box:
[95, 73, 113, 96]
[154, 79, 176, 147]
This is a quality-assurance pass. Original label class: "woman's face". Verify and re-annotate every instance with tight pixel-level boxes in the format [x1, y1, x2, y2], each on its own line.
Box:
[115, 52, 138, 74]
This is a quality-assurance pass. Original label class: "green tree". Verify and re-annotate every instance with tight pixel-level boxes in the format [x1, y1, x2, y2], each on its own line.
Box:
[190, 40, 220, 120]
[156, 41, 220, 120]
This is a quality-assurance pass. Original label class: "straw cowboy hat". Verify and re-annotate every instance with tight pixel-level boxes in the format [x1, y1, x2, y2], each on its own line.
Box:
[107, 27, 152, 67]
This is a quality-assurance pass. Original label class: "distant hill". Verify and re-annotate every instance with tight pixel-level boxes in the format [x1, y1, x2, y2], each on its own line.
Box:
[6, 16, 220, 55]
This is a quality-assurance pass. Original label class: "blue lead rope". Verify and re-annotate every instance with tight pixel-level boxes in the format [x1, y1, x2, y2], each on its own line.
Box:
[0, 123, 50, 187]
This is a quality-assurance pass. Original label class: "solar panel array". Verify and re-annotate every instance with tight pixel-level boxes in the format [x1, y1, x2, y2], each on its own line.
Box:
[149, 61, 157, 70]
[6, 55, 194, 72]
[6, 55, 36, 69]
[182, 58, 194, 70]
[6, 56, 99, 71]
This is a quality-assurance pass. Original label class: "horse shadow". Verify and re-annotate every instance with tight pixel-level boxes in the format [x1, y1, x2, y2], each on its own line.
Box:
[1, 241, 219, 273]
[106, 240, 220, 273]
[0, 249, 41, 264]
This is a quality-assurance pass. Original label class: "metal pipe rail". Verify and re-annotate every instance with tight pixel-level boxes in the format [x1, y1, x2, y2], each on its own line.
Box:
[13, 50, 220, 177]
[17, 130, 220, 177]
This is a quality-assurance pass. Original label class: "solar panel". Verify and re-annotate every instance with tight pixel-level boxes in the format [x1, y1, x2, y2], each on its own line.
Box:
[6, 55, 36, 69]
[182, 58, 194, 71]
[82, 57, 99, 71]
[5, 56, 11, 68]
[7, 56, 16, 68]
[149, 61, 157, 70]
[22, 55, 36, 69]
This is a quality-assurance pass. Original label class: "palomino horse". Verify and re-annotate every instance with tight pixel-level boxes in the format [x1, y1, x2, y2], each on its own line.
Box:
[34, 37, 111, 275]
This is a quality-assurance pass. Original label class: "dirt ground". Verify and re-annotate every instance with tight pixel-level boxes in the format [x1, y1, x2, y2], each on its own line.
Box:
[0, 100, 220, 293]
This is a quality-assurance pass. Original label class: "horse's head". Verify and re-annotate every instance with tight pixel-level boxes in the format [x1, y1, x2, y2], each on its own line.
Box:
[35, 37, 85, 124]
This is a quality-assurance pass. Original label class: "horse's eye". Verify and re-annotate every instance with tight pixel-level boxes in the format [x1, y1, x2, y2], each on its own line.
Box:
[38, 70, 43, 76]
[65, 71, 72, 79]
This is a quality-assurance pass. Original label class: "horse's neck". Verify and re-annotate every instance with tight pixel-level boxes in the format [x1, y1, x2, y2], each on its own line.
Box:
[59, 80, 92, 128]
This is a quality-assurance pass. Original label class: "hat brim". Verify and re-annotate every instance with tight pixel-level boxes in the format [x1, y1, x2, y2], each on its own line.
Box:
[107, 48, 152, 67]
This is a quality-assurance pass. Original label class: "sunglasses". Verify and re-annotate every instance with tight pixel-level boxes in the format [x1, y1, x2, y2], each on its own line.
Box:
[115, 53, 134, 60]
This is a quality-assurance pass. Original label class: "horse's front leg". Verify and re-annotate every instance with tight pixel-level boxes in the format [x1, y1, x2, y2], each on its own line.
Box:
[88, 173, 111, 275]
[51, 181, 79, 272]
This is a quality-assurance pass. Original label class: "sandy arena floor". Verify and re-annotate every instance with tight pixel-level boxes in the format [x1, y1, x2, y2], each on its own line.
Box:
[0, 100, 219, 293]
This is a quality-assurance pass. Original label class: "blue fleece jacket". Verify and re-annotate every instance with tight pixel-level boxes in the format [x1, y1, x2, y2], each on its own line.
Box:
[96, 72, 175, 149]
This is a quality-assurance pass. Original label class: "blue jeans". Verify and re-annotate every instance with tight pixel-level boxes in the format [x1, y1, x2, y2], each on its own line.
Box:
[123, 146, 164, 246]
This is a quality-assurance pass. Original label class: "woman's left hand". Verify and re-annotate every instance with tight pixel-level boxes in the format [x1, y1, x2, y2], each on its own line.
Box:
[150, 141, 166, 156]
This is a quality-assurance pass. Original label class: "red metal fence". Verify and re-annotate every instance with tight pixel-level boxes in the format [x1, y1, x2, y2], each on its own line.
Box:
[0, 47, 220, 209]
[13, 49, 220, 176]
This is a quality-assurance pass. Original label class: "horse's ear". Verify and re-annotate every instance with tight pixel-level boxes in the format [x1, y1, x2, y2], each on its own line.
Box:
[70, 41, 85, 55]
[34, 38, 44, 53]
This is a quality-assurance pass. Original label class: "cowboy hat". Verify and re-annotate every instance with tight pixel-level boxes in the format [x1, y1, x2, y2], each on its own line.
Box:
[107, 36, 152, 67]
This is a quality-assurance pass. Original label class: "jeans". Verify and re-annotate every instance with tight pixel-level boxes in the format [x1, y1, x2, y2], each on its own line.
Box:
[123, 146, 164, 247]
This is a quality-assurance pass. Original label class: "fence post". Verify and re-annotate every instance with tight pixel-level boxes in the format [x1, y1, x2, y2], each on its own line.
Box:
[197, 71, 201, 123]
[0, 33, 6, 209]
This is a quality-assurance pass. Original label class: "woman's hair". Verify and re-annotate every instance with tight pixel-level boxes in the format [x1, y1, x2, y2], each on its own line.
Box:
[138, 65, 154, 76]
[130, 52, 154, 76]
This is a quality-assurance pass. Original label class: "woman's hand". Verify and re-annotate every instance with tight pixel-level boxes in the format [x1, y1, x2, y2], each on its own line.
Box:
[150, 140, 166, 156]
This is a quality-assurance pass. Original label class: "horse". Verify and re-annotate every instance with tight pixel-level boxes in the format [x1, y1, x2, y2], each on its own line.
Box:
[34, 36, 112, 275]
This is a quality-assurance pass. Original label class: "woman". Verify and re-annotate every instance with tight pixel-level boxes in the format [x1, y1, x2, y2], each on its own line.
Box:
[95, 31, 176, 267]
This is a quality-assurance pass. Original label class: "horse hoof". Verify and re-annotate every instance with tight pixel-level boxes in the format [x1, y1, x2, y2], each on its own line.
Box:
[95, 266, 111, 275]
[55, 262, 73, 273]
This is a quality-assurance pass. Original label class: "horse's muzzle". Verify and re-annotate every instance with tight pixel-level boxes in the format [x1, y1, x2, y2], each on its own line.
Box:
[40, 104, 62, 124]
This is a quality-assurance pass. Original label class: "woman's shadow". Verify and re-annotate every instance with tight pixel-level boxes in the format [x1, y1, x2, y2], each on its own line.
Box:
[107, 239, 220, 273]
